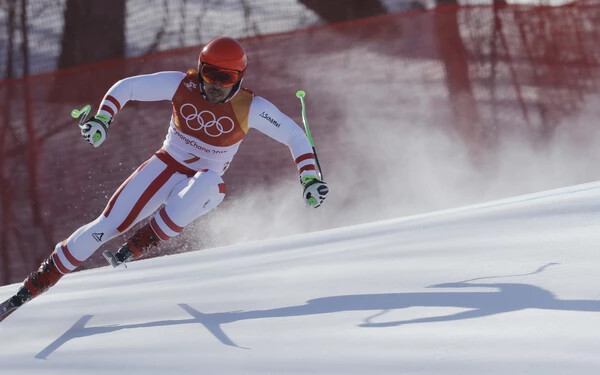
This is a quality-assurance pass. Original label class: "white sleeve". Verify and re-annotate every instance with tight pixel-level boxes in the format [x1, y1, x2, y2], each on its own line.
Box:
[97, 71, 185, 118]
[248, 96, 319, 179]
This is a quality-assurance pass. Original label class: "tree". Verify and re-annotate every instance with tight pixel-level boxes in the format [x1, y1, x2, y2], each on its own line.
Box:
[298, 0, 387, 23]
[58, 0, 126, 69]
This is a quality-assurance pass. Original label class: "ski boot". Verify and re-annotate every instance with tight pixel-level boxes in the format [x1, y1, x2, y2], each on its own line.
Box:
[1, 255, 63, 323]
[103, 223, 160, 268]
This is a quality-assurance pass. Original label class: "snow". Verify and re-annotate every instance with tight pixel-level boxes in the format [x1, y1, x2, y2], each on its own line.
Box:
[2, 181, 600, 374]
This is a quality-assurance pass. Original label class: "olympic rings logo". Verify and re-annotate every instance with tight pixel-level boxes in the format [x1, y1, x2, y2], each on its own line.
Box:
[180, 103, 235, 137]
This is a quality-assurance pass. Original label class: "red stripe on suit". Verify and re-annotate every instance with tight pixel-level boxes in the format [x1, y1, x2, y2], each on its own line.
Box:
[52, 252, 70, 274]
[116, 167, 175, 233]
[299, 164, 317, 174]
[104, 158, 152, 217]
[105, 95, 122, 112]
[100, 104, 115, 117]
[155, 148, 196, 177]
[61, 241, 82, 268]
[159, 207, 184, 233]
[295, 153, 315, 165]
[150, 217, 171, 241]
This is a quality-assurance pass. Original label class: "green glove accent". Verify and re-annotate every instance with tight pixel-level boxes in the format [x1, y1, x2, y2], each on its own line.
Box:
[302, 175, 317, 184]
[95, 113, 112, 124]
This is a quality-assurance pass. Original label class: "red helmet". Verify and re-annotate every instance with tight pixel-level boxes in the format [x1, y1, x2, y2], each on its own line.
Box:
[198, 37, 248, 73]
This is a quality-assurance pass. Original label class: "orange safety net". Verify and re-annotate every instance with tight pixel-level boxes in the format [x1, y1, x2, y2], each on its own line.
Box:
[1, 2, 600, 285]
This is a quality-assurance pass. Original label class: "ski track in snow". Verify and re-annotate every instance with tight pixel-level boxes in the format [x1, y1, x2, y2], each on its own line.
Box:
[1, 181, 600, 374]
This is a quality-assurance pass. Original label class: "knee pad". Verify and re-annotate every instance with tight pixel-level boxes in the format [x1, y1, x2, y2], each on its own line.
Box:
[157, 170, 226, 235]
[181, 169, 226, 209]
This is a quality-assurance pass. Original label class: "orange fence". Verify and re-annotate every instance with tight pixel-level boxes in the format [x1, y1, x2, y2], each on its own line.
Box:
[1, 3, 600, 285]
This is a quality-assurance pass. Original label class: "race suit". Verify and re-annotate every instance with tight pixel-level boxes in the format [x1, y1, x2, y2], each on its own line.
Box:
[50, 70, 317, 273]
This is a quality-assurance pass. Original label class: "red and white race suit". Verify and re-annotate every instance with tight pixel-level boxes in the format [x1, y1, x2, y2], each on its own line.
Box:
[50, 70, 318, 274]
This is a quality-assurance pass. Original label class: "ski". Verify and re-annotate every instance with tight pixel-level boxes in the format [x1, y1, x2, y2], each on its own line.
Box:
[103, 250, 127, 268]
[0, 296, 21, 323]
[103, 250, 119, 268]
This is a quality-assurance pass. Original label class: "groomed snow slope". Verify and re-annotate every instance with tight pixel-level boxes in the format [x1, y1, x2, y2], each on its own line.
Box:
[2, 182, 600, 374]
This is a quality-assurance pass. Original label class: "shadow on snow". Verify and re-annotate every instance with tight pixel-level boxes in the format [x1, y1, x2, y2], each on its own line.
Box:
[36, 263, 598, 359]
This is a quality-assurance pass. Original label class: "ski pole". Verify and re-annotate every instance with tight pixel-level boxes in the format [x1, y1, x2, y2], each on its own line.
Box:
[71, 104, 103, 143]
[296, 90, 323, 180]
[71, 104, 91, 127]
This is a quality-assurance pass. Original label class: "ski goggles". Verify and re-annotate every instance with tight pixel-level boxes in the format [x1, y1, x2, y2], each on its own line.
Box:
[200, 64, 242, 88]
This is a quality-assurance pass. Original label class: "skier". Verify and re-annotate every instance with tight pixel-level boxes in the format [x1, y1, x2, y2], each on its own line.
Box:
[0, 37, 329, 322]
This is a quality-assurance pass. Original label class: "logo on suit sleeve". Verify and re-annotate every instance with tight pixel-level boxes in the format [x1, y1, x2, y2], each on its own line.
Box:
[259, 111, 281, 128]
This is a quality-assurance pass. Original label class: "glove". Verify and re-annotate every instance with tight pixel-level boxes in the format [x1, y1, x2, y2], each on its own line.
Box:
[81, 114, 111, 147]
[302, 176, 329, 208]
